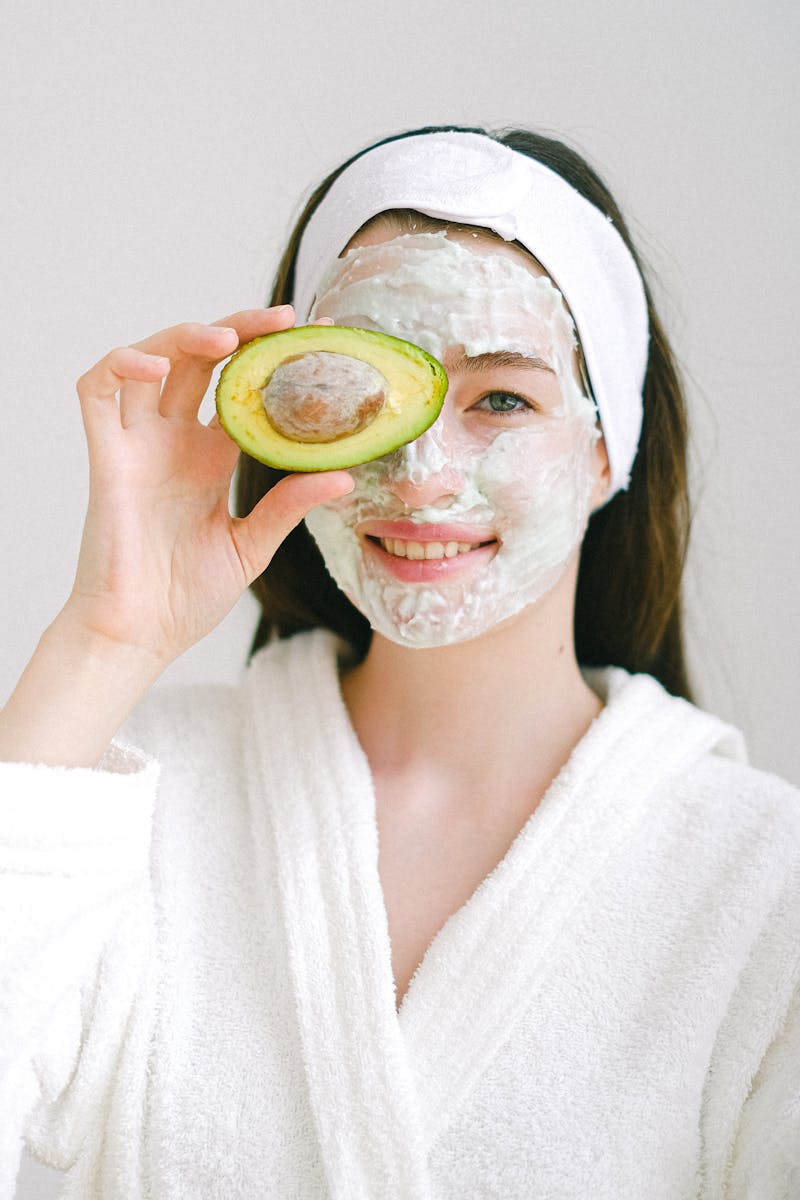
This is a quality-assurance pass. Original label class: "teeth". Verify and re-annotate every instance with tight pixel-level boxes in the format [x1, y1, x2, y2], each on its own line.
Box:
[378, 537, 484, 560]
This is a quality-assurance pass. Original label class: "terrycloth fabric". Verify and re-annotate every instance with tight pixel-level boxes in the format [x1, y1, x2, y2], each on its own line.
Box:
[292, 130, 649, 494]
[2, 628, 799, 1198]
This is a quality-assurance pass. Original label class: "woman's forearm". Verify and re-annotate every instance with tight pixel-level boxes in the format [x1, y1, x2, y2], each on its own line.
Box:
[0, 611, 166, 768]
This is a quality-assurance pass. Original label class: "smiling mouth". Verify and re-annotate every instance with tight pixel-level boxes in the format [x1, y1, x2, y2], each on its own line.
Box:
[367, 535, 497, 560]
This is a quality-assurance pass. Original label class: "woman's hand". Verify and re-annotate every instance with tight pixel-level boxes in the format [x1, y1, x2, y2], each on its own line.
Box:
[0, 306, 352, 768]
[64, 306, 353, 671]
[0, 306, 353, 768]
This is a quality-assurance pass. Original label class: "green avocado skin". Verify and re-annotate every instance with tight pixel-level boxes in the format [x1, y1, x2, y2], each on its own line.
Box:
[215, 325, 448, 472]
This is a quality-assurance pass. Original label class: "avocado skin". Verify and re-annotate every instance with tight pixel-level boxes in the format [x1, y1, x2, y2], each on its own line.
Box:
[215, 325, 448, 472]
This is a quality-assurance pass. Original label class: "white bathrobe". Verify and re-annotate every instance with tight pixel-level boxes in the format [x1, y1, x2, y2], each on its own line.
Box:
[1, 628, 799, 1199]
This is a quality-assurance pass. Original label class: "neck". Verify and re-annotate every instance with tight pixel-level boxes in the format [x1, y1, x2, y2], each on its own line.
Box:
[340, 568, 602, 811]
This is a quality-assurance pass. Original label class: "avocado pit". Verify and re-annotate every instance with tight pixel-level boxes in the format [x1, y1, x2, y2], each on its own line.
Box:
[261, 350, 388, 443]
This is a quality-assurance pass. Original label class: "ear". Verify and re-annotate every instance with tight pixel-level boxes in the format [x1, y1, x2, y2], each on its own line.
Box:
[589, 431, 611, 513]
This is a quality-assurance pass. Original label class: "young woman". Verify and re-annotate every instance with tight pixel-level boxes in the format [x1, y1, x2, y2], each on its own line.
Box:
[1, 126, 798, 1199]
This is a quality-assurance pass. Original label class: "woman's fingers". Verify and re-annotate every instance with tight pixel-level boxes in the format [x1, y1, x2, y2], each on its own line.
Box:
[77, 305, 302, 443]
[118, 375, 166, 428]
[156, 307, 296, 419]
[153, 324, 239, 418]
[129, 309, 292, 361]
[232, 471, 354, 585]
[76, 347, 170, 448]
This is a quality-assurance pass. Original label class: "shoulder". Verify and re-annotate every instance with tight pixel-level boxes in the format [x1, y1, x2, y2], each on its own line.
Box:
[689, 749, 800, 802]
[586, 664, 800, 847]
[675, 752, 800, 849]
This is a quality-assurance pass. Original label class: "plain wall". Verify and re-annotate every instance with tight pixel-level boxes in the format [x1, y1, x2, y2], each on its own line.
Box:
[3, 0, 798, 1194]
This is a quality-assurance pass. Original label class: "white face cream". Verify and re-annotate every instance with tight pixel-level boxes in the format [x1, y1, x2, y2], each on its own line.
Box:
[304, 231, 602, 649]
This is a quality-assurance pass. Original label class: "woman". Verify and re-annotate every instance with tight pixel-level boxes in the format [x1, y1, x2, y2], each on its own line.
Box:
[1, 126, 798, 1198]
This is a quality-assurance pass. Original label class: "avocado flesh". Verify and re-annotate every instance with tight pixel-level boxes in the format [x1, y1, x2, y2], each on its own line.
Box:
[215, 325, 448, 471]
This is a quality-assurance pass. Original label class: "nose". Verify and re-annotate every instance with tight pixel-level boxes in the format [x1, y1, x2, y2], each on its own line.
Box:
[382, 429, 465, 508]
[387, 467, 464, 508]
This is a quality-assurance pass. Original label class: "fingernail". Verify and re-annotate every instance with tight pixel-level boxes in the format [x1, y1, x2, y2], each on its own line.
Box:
[212, 326, 236, 336]
[274, 304, 294, 317]
[316, 316, 335, 326]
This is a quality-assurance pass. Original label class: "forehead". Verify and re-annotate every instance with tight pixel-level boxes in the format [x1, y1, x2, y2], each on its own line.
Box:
[342, 219, 549, 283]
[319, 220, 579, 373]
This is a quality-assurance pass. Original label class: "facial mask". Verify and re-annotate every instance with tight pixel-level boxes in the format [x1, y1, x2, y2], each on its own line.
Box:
[304, 232, 601, 649]
[292, 129, 648, 496]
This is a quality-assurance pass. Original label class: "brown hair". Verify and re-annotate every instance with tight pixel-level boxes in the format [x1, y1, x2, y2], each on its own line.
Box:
[236, 125, 694, 700]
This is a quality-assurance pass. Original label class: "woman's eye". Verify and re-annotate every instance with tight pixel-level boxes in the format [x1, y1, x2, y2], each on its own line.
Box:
[474, 392, 535, 414]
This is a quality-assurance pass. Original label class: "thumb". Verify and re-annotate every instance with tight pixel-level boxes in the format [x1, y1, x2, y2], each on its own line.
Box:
[232, 470, 354, 583]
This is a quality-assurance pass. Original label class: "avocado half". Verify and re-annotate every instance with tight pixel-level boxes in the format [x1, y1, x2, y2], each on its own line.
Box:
[215, 325, 448, 471]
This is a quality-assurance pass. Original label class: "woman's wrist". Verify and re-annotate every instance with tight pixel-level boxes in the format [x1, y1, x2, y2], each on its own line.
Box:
[0, 609, 167, 769]
[48, 602, 173, 676]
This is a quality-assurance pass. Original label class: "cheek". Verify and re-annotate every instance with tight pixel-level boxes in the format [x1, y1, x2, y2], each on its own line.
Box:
[473, 423, 598, 522]
[317, 461, 391, 525]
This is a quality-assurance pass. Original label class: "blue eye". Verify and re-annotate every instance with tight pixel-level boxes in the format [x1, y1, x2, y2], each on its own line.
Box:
[475, 392, 534, 414]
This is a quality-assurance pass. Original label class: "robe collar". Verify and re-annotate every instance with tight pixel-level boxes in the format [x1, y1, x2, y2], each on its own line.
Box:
[245, 629, 744, 1193]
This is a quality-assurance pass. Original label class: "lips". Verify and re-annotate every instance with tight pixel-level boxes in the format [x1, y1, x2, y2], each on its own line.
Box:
[357, 518, 497, 543]
[358, 518, 499, 582]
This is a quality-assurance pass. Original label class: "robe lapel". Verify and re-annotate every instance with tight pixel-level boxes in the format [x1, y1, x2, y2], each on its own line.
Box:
[396, 670, 746, 1150]
[247, 632, 744, 1172]
[246, 631, 434, 1200]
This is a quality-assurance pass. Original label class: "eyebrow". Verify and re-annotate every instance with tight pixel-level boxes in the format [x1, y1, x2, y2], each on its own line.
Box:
[446, 349, 555, 374]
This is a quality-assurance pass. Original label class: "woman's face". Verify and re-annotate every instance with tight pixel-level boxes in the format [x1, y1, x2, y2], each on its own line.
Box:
[304, 225, 608, 649]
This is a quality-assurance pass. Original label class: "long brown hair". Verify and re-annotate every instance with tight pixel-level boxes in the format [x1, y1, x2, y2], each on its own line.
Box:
[236, 125, 694, 700]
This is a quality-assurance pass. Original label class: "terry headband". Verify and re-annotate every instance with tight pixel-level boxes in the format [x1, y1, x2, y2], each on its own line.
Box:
[292, 130, 649, 495]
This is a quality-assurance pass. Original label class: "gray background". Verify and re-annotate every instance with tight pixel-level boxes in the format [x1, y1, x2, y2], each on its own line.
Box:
[3, 0, 797, 1194]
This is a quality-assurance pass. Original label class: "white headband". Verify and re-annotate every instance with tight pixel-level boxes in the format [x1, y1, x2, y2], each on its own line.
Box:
[292, 130, 649, 495]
